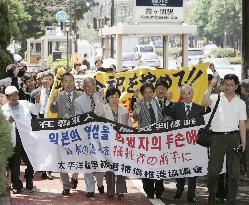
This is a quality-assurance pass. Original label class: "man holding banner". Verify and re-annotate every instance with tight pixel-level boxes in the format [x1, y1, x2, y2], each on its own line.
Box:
[74, 77, 105, 197]
[167, 85, 205, 203]
[50, 72, 83, 195]
[133, 82, 165, 199]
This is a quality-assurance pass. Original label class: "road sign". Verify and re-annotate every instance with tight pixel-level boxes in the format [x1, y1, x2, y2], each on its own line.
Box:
[56, 10, 69, 23]
[135, 0, 184, 24]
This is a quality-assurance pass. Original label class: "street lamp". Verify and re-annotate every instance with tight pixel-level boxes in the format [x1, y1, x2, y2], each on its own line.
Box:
[65, 20, 70, 70]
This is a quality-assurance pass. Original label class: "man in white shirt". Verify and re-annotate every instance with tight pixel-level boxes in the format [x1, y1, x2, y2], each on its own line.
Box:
[74, 77, 105, 197]
[203, 74, 247, 205]
[1, 86, 40, 194]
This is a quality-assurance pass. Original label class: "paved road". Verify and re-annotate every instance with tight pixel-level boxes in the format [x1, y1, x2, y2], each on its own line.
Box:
[6, 166, 249, 205]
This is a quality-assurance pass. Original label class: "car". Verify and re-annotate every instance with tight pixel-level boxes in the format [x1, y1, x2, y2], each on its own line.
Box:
[177, 48, 205, 67]
[139, 52, 161, 68]
[134, 45, 155, 55]
[122, 53, 140, 68]
[204, 58, 235, 79]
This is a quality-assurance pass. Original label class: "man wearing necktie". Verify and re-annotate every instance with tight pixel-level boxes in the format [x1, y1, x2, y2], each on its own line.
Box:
[74, 77, 105, 197]
[133, 82, 165, 199]
[155, 78, 173, 121]
[167, 85, 205, 203]
[50, 72, 83, 195]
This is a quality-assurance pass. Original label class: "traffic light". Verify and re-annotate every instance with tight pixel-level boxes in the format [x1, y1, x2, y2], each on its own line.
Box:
[93, 17, 98, 30]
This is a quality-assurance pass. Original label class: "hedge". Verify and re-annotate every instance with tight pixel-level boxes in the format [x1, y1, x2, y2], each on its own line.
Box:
[0, 48, 14, 79]
[208, 48, 237, 58]
[0, 110, 12, 195]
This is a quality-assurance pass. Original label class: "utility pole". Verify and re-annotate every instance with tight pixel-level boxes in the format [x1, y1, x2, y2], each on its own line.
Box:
[242, 0, 249, 79]
[110, 0, 114, 58]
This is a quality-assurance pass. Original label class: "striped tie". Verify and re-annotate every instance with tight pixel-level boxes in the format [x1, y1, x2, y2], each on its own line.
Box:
[185, 104, 191, 119]
[67, 93, 72, 108]
[90, 96, 95, 112]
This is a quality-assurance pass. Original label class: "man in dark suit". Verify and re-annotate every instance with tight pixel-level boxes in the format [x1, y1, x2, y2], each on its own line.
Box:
[50, 72, 83, 195]
[133, 82, 165, 199]
[168, 85, 205, 203]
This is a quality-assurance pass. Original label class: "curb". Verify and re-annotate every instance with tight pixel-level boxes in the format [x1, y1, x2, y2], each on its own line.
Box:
[0, 195, 10, 205]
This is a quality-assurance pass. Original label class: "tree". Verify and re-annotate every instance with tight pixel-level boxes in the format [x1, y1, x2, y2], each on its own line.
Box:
[186, 0, 242, 47]
[0, 0, 14, 79]
[8, 0, 31, 41]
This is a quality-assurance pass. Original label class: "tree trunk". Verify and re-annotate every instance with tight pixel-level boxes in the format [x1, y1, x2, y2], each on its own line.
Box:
[242, 0, 249, 79]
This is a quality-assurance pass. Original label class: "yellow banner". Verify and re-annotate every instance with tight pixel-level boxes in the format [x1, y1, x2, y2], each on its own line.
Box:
[47, 64, 208, 118]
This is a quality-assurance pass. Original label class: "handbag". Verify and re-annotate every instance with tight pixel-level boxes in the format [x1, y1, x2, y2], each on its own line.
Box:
[197, 94, 220, 147]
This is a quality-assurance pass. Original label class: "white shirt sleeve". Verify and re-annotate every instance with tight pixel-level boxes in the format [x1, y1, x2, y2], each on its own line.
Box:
[210, 94, 218, 109]
[239, 101, 247, 121]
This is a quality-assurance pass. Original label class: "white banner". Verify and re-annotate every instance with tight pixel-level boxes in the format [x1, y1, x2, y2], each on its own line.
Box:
[16, 113, 212, 180]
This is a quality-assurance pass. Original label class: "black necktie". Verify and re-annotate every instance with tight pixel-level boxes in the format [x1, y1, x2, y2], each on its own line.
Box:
[159, 99, 164, 108]
[148, 103, 156, 124]
[90, 96, 95, 112]
[185, 104, 191, 119]
[67, 93, 72, 108]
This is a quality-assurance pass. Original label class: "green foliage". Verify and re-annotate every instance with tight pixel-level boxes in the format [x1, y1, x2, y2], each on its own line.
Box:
[78, 22, 99, 43]
[227, 56, 241, 64]
[208, 48, 236, 58]
[186, 0, 242, 46]
[0, 49, 14, 79]
[8, 0, 31, 41]
[47, 55, 72, 71]
[0, 1, 14, 79]
[0, 1, 11, 49]
[0, 110, 13, 195]
[169, 47, 182, 58]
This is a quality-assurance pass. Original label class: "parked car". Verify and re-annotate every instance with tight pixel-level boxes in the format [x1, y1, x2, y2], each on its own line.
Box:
[139, 52, 161, 68]
[204, 58, 235, 79]
[122, 53, 140, 68]
[134, 45, 155, 56]
[177, 48, 205, 67]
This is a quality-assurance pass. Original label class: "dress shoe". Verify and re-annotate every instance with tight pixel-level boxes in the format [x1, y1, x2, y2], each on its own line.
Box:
[62, 189, 70, 196]
[12, 188, 22, 194]
[215, 197, 224, 204]
[147, 194, 154, 199]
[86, 192, 94, 197]
[208, 196, 216, 204]
[41, 172, 53, 180]
[117, 193, 124, 200]
[107, 194, 114, 198]
[71, 178, 78, 189]
[174, 191, 183, 199]
[187, 198, 196, 203]
[26, 181, 33, 190]
[98, 185, 104, 194]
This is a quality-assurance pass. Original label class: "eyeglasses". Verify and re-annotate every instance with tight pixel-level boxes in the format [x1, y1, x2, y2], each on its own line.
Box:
[224, 83, 235, 87]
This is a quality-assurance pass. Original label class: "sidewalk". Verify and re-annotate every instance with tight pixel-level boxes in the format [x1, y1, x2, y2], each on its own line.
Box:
[9, 166, 155, 205]
[7, 166, 249, 205]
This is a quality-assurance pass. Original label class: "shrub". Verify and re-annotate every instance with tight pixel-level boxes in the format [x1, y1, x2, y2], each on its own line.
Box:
[169, 47, 182, 58]
[209, 48, 236, 58]
[227, 56, 241, 64]
[0, 110, 12, 195]
[0, 48, 14, 79]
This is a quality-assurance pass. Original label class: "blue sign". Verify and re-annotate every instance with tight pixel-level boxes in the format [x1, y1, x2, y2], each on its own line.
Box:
[136, 0, 183, 7]
[56, 11, 69, 23]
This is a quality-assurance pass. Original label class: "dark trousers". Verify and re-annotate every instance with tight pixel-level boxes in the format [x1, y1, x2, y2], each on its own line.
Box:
[207, 133, 241, 204]
[216, 173, 228, 199]
[9, 129, 34, 190]
[176, 177, 196, 198]
[142, 178, 164, 196]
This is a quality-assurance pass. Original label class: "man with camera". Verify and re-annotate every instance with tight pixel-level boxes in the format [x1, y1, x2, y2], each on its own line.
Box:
[203, 74, 247, 205]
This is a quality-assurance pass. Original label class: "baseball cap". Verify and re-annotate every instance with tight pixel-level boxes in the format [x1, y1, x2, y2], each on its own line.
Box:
[5, 86, 19, 95]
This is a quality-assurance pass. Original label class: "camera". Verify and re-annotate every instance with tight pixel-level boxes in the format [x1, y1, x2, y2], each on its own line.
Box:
[233, 145, 243, 153]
